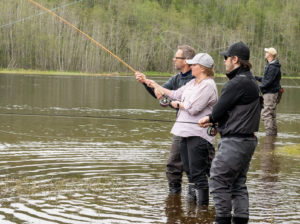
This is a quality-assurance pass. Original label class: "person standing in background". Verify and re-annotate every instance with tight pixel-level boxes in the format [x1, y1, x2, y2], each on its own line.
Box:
[255, 47, 282, 136]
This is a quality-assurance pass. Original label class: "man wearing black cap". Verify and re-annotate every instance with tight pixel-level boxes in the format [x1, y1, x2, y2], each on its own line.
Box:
[199, 41, 261, 224]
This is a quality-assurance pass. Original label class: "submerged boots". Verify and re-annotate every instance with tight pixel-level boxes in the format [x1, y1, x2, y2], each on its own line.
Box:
[232, 217, 249, 224]
[169, 182, 182, 194]
[195, 188, 209, 206]
[186, 183, 196, 202]
[214, 216, 232, 224]
[214, 216, 249, 224]
[187, 185, 209, 206]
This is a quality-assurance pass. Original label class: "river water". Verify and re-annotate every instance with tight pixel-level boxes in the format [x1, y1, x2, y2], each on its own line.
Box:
[0, 74, 299, 224]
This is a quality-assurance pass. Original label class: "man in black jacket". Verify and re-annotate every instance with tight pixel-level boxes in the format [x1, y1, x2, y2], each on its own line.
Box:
[199, 41, 261, 224]
[135, 45, 196, 194]
[255, 47, 282, 136]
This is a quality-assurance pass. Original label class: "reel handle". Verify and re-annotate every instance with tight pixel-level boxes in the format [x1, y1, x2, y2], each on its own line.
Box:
[159, 94, 171, 107]
[207, 125, 217, 136]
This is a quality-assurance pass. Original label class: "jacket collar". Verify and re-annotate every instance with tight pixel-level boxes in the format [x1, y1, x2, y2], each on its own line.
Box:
[226, 66, 250, 80]
[180, 69, 192, 77]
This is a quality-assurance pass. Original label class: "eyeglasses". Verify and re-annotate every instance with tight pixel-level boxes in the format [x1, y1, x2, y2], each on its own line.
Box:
[173, 57, 186, 60]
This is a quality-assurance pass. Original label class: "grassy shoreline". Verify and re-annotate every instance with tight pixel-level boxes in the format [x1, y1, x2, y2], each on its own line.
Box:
[0, 69, 299, 79]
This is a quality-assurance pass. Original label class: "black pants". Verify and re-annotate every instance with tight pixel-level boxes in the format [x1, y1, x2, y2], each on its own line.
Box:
[166, 135, 183, 186]
[179, 136, 213, 189]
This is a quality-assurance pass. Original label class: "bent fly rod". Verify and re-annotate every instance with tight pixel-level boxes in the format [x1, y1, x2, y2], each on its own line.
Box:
[27, 0, 136, 73]
[26, 1, 218, 137]
[27, 0, 172, 104]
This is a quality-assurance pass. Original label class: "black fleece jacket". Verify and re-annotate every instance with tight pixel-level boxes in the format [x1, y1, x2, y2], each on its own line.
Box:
[209, 66, 261, 136]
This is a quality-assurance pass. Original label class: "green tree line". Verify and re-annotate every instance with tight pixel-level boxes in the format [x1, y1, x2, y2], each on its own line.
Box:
[0, 0, 299, 75]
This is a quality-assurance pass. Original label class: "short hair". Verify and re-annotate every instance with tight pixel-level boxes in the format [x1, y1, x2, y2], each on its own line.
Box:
[178, 45, 196, 59]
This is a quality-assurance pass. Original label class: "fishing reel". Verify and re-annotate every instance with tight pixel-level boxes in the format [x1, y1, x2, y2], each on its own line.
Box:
[207, 125, 217, 137]
[159, 94, 172, 107]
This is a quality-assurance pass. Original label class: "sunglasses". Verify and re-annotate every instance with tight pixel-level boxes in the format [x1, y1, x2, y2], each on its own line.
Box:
[173, 57, 186, 60]
[224, 55, 235, 60]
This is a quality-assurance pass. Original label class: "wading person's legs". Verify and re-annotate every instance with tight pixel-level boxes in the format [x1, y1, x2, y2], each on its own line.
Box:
[210, 137, 257, 223]
[207, 143, 215, 177]
[261, 93, 278, 136]
[185, 136, 210, 205]
[166, 135, 183, 193]
[231, 163, 251, 223]
[179, 137, 196, 200]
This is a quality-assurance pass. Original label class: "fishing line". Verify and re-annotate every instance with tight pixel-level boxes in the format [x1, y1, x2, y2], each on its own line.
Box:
[0, 111, 197, 124]
[27, 0, 136, 73]
[0, 112, 185, 139]
[0, 112, 217, 137]
[0, 0, 83, 29]
[0, 128, 111, 139]
[0, 111, 171, 139]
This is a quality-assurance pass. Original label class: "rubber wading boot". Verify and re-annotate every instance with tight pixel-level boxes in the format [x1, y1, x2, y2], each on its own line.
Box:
[186, 183, 196, 202]
[195, 188, 209, 206]
[215, 216, 232, 224]
[169, 182, 181, 194]
[232, 217, 249, 224]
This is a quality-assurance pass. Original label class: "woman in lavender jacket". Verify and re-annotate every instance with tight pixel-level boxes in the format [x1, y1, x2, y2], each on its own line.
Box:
[146, 53, 218, 206]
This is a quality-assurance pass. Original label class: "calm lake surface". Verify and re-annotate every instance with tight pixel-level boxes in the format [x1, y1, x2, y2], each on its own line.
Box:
[0, 74, 299, 224]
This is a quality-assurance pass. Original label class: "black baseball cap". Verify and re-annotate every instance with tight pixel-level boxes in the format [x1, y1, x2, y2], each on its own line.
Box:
[220, 41, 250, 60]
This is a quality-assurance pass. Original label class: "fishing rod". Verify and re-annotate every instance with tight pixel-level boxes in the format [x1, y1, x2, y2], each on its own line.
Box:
[0, 112, 217, 136]
[25, 0, 216, 129]
[0, 0, 83, 29]
[27, 0, 136, 73]
[27, 0, 170, 106]
[28, 0, 202, 109]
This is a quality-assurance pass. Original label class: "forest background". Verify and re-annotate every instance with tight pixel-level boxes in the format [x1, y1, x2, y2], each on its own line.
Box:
[0, 0, 299, 76]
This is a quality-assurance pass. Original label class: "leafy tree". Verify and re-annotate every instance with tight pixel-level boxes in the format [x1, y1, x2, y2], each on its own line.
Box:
[0, 0, 299, 75]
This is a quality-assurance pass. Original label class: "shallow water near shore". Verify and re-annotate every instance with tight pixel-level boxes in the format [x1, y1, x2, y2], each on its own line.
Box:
[0, 74, 299, 223]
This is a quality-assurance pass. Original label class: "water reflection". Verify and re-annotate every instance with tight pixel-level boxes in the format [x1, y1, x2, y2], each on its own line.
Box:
[0, 74, 299, 223]
[260, 136, 280, 182]
[165, 194, 215, 224]
[255, 136, 283, 224]
[165, 194, 183, 223]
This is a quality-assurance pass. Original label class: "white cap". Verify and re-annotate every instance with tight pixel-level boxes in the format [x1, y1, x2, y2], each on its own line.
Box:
[186, 53, 214, 68]
[264, 47, 277, 56]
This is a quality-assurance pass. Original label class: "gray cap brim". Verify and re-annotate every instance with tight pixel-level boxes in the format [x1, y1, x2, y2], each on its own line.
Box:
[186, 59, 197, 65]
